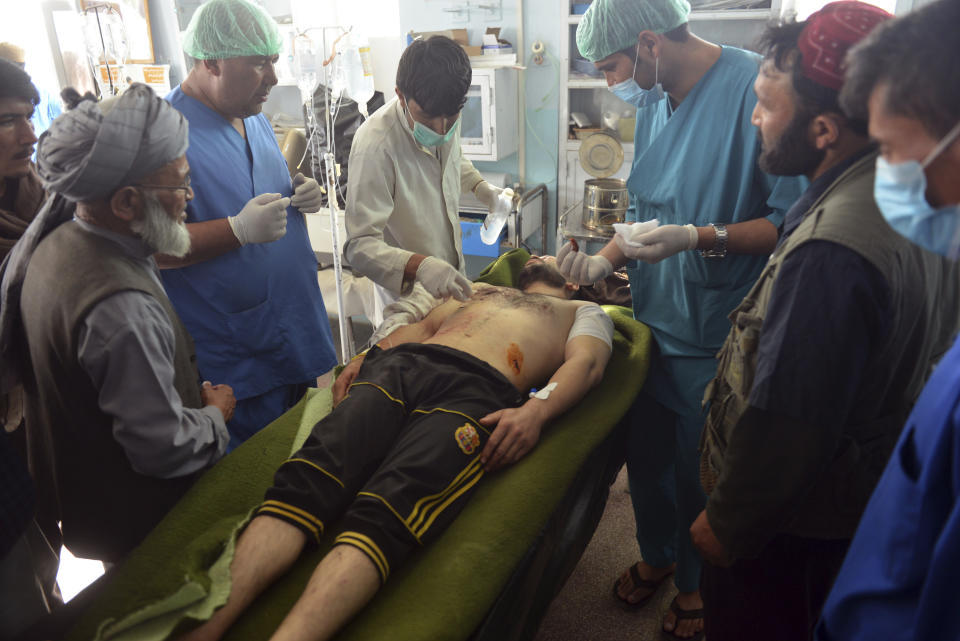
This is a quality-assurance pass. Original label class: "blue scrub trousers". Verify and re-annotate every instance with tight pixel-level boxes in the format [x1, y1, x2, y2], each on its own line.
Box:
[227, 381, 314, 451]
[626, 352, 714, 593]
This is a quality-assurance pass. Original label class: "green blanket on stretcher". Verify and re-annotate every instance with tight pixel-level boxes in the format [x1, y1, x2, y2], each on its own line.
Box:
[65, 249, 652, 641]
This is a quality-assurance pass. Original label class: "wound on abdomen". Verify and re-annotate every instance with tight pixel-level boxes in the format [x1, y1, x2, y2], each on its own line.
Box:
[507, 343, 523, 375]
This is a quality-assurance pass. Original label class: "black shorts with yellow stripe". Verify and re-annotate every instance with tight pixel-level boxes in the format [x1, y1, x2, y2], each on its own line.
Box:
[257, 343, 524, 583]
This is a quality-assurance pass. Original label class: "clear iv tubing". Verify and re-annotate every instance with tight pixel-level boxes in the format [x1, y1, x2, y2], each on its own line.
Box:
[302, 27, 353, 363]
[320, 27, 353, 363]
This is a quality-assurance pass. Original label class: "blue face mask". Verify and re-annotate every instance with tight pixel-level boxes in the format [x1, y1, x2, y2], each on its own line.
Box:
[609, 47, 665, 108]
[874, 120, 960, 258]
[406, 106, 459, 148]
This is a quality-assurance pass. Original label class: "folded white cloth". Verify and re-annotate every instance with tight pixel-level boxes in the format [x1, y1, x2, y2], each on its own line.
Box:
[612, 219, 660, 249]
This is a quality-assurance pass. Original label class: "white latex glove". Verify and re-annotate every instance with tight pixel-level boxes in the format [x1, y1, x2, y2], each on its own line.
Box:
[616, 224, 698, 264]
[474, 181, 514, 214]
[416, 256, 473, 301]
[291, 172, 324, 213]
[557, 240, 614, 285]
[228, 193, 291, 245]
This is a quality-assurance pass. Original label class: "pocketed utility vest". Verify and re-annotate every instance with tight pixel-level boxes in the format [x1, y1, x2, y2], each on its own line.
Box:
[21, 222, 203, 562]
[700, 152, 960, 537]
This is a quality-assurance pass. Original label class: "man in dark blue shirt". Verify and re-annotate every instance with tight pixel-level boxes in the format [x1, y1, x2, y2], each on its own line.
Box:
[688, 3, 960, 640]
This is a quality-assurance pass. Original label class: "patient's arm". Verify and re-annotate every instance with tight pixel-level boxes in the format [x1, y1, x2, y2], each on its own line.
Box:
[479, 334, 611, 471]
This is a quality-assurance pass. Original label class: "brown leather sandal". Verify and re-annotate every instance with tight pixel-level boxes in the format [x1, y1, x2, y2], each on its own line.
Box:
[611, 562, 674, 610]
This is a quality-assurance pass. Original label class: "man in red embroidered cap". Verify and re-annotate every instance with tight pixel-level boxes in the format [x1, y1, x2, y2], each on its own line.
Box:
[687, 3, 960, 639]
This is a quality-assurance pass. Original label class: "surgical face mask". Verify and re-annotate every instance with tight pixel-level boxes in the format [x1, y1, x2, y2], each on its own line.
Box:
[406, 106, 459, 148]
[874, 120, 960, 258]
[609, 46, 665, 108]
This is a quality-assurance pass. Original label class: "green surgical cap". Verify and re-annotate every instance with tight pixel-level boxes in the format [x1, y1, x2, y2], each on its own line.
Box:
[576, 0, 692, 62]
[183, 0, 282, 60]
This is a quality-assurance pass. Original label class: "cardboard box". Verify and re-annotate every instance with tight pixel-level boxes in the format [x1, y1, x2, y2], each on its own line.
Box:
[409, 28, 481, 56]
[481, 27, 513, 54]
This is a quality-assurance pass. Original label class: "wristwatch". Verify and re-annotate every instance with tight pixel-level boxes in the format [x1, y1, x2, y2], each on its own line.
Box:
[700, 223, 728, 259]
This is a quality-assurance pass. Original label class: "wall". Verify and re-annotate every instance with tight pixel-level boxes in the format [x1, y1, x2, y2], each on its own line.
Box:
[0, 1, 70, 98]
[397, 0, 562, 252]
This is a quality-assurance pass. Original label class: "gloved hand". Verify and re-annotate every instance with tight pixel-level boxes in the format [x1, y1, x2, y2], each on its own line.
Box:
[228, 193, 291, 245]
[615, 224, 698, 264]
[227, 194, 290, 245]
[474, 181, 514, 214]
[416, 256, 473, 301]
[291, 172, 324, 213]
[557, 240, 614, 285]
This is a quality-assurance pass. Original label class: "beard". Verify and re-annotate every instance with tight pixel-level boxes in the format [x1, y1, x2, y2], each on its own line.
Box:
[758, 110, 825, 176]
[131, 193, 191, 257]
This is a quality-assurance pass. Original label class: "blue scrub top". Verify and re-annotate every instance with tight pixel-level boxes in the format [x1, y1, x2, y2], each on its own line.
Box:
[625, 47, 805, 361]
[163, 87, 337, 400]
[816, 335, 960, 641]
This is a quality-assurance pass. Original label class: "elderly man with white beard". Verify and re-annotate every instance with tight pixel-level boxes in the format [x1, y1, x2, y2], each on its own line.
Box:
[0, 84, 236, 564]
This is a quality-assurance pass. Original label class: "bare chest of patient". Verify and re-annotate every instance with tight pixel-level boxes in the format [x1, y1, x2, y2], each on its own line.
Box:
[441, 287, 564, 337]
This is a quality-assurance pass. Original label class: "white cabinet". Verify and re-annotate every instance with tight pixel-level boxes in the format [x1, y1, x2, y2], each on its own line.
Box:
[461, 67, 519, 162]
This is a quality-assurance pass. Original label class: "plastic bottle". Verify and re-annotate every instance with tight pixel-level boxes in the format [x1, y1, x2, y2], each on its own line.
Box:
[480, 188, 515, 245]
[341, 32, 375, 117]
[293, 36, 319, 105]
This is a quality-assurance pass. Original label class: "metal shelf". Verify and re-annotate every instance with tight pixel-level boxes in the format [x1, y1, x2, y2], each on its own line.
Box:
[569, 8, 770, 22]
[568, 74, 607, 88]
[689, 9, 771, 20]
[565, 139, 634, 154]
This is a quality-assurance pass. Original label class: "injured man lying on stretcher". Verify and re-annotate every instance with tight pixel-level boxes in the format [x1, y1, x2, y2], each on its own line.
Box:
[179, 260, 614, 641]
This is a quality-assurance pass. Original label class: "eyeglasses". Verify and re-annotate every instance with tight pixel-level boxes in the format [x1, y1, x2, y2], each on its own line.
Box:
[136, 177, 192, 195]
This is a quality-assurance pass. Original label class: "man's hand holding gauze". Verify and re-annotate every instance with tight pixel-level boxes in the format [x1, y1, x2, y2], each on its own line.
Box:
[612, 219, 660, 257]
[557, 240, 614, 285]
[416, 256, 473, 301]
[614, 220, 697, 263]
[228, 193, 291, 245]
[291, 172, 324, 213]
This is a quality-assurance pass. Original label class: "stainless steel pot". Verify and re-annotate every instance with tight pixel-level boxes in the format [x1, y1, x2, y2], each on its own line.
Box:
[582, 178, 629, 234]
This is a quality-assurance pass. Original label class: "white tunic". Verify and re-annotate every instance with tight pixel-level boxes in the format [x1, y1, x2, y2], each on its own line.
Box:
[344, 97, 484, 297]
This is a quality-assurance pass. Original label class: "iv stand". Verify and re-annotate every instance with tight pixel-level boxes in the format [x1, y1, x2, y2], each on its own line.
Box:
[313, 26, 353, 363]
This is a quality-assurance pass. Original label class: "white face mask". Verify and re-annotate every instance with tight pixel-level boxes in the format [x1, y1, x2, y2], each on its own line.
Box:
[609, 45, 665, 108]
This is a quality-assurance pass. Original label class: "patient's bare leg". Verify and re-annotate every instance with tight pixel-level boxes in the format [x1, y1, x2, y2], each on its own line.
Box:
[178, 516, 307, 641]
[269, 544, 381, 641]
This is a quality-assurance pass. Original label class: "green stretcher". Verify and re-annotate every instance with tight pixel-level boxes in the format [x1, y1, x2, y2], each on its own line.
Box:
[57, 250, 652, 641]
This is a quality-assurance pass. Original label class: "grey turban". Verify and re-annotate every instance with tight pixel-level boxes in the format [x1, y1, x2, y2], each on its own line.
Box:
[37, 82, 188, 201]
[0, 83, 189, 392]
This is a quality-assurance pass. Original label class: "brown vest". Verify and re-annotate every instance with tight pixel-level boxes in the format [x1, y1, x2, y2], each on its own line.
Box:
[700, 152, 960, 538]
[21, 222, 203, 562]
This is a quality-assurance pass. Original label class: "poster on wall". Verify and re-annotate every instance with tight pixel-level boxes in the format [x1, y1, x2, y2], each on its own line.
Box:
[80, 0, 155, 64]
[97, 63, 171, 95]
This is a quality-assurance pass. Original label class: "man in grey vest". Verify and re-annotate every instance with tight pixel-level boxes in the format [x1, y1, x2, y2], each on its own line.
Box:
[687, 3, 960, 640]
[0, 84, 236, 564]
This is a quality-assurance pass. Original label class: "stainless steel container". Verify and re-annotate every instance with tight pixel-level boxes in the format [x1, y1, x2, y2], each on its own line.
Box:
[582, 178, 629, 234]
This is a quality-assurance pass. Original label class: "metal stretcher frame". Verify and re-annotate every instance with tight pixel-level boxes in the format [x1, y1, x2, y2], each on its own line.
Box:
[470, 419, 628, 641]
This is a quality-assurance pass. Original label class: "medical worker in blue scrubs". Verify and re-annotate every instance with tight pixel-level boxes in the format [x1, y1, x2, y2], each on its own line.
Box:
[160, 0, 337, 449]
[561, 0, 804, 637]
[816, 1, 960, 638]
